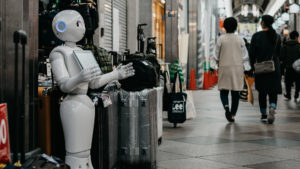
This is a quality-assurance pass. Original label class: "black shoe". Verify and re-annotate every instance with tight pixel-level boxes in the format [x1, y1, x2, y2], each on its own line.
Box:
[284, 94, 291, 101]
[225, 111, 234, 122]
[261, 114, 268, 123]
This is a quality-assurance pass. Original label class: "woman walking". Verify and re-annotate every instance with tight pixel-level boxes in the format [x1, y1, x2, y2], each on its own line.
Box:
[249, 15, 282, 124]
[211, 17, 251, 122]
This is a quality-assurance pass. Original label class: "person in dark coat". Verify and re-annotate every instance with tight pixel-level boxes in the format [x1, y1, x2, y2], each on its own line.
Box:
[281, 31, 300, 102]
[249, 15, 282, 124]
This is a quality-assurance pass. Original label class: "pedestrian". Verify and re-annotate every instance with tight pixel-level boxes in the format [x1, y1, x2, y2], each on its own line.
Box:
[281, 31, 300, 102]
[211, 17, 251, 122]
[249, 15, 282, 124]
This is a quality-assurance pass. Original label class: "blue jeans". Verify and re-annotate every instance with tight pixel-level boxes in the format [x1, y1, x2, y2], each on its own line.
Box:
[220, 90, 240, 116]
[258, 91, 277, 115]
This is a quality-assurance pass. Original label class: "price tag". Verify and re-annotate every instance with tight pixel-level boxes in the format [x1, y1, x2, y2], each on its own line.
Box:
[101, 94, 112, 108]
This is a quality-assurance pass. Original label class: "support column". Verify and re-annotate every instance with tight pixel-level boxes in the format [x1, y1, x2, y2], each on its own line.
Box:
[187, 0, 198, 87]
[165, 0, 179, 64]
[127, 0, 139, 52]
[94, 0, 106, 47]
[139, 0, 153, 53]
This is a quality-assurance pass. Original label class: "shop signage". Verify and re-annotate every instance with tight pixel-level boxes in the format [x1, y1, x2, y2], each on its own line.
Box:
[0, 103, 11, 163]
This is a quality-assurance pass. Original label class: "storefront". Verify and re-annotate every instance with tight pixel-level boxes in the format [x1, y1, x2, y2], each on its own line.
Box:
[187, 0, 219, 89]
[0, 0, 39, 162]
[101, 0, 128, 53]
[152, 0, 165, 60]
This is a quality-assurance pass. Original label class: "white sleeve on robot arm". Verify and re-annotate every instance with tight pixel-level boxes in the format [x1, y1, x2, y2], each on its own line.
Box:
[89, 71, 119, 89]
[89, 63, 135, 89]
[50, 52, 98, 93]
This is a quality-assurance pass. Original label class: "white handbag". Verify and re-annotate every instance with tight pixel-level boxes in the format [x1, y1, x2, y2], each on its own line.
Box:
[293, 58, 300, 73]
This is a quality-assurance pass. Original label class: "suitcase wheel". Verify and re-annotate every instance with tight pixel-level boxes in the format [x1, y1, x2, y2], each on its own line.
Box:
[173, 123, 177, 128]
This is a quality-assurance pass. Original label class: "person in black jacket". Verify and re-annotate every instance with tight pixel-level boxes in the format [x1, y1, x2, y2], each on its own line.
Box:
[281, 31, 300, 102]
[249, 15, 282, 124]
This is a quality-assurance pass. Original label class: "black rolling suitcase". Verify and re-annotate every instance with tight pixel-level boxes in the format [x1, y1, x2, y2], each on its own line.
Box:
[167, 72, 187, 128]
[90, 83, 119, 169]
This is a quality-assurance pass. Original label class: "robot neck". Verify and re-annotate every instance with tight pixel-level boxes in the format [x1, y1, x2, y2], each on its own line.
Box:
[64, 41, 77, 48]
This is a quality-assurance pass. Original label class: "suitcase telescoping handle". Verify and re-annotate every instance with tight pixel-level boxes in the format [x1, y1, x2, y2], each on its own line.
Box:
[13, 30, 27, 163]
[109, 51, 119, 66]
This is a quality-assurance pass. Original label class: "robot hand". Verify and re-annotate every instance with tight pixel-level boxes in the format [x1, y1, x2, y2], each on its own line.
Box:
[78, 66, 102, 82]
[116, 63, 135, 80]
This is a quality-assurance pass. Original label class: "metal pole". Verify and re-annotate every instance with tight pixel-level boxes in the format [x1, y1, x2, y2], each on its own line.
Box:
[294, 14, 297, 31]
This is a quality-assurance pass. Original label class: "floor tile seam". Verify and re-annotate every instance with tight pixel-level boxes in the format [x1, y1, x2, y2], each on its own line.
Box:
[243, 159, 299, 168]
[241, 137, 300, 143]
[198, 154, 285, 167]
[156, 166, 168, 169]
[157, 156, 215, 164]
[243, 141, 300, 148]
[196, 156, 242, 168]
[246, 150, 300, 160]
[164, 140, 240, 147]
[158, 150, 195, 159]
[169, 135, 233, 141]
[163, 140, 280, 149]
[162, 139, 234, 146]
[159, 156, 242, 169]
[194, 147, 281, 159]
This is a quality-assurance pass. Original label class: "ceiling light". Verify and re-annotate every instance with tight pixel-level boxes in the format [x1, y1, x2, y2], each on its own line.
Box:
[264, 0, 286, 16]
[277, 18, 285, 25]
[241, 4, 249, 17]
[290, 3, 300, 13]
[281, 12, 290, 21]
[272, 23, 278, 29]
[252, 4, 260, 17]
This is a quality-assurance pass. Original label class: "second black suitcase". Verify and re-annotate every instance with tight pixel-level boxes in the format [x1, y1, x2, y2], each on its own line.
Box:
[90, 83, 119, 169]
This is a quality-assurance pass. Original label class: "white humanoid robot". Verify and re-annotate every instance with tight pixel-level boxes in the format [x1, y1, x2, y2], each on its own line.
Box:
[49, 10, 135, 169]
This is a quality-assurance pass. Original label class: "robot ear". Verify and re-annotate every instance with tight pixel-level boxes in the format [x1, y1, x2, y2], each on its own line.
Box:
[56, 21, 67, 33]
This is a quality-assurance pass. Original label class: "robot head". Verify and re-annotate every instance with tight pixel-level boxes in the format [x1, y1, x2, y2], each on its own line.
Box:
[52, 10, 86, 43]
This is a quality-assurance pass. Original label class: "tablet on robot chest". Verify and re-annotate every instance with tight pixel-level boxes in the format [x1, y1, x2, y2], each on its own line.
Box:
[73, 50, 99, 70]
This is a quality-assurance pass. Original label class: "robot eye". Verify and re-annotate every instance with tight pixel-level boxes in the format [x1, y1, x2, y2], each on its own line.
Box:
[76, 21, 80, 27]
[56, 21, 66, 33]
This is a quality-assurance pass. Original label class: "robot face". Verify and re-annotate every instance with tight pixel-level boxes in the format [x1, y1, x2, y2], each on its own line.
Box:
[52, 10, 86, 43]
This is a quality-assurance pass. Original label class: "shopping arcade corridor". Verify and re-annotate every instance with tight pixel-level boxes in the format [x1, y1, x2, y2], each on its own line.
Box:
[157, 86, 300, 169]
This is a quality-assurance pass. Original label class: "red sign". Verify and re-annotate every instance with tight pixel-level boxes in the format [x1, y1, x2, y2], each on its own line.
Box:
[0, 103, 11, 164]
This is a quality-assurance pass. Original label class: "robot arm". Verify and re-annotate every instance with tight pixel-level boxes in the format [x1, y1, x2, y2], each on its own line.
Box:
[50, 51, 101, 93]
[89, 63, 135, 89]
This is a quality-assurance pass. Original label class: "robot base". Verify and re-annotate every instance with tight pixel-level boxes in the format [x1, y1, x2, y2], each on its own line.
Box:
[65, 155, 94, 169]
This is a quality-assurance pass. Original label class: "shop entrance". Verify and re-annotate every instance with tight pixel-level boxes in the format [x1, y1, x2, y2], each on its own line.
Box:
[152, 0, 165, 61]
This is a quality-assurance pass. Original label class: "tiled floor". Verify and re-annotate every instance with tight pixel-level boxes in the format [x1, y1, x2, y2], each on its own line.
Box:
[157, 87, 300, 169]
